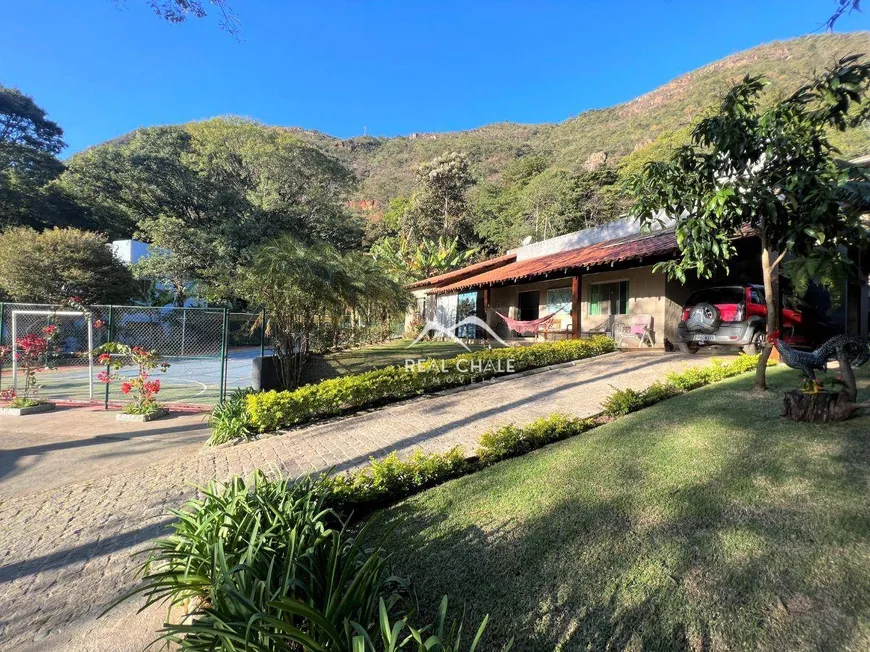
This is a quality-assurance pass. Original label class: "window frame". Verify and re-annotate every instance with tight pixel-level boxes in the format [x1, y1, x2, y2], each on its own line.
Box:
[588, 279, 630, 316]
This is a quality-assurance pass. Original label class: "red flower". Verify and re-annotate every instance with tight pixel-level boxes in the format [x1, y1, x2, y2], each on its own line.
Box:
[97, 353, 112, 364]
[143, 379, 161, 395]
[93, 320, 105, 329]
[120, 382, 132, 394]
[42, 325, 57, 335]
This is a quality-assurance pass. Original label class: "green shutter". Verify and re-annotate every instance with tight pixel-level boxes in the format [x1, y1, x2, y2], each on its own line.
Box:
[589, 284, 599, 316]
[619, 281, 629, 314]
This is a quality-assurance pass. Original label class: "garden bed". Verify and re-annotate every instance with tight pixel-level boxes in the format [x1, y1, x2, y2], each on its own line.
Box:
[0, 402, 56, 416]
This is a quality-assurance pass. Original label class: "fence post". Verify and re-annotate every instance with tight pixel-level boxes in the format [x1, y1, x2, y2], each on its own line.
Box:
[104, 305, 115, 410]
[0, 302, 4, 395]
[219, 307, 229, 403]
[259, 308, 267, 359]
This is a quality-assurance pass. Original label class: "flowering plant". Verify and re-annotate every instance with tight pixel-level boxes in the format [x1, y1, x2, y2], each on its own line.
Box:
[94, 343, 171, 415]
[4, 325, 61, 407]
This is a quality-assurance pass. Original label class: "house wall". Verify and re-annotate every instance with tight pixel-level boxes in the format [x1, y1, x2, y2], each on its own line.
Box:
[580, 265, 667, 348]
[404, 289, 429, 334]
[490, 278, 574, 338]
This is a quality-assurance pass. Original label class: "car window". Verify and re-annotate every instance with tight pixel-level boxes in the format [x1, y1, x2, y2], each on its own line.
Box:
[750, 288, 764, 304]
[686, 288, 744, 305]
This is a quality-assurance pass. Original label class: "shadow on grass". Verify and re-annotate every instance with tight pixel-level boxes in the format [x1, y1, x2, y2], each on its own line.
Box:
[373, 367, 870, 651]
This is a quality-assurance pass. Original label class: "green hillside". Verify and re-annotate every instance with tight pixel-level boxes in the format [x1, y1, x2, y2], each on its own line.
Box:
[286, 32, 870, 206]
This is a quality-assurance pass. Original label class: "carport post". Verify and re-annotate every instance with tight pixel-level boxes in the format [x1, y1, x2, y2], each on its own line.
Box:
[104, 306, 115, 410]
[219, 307, 229, 403]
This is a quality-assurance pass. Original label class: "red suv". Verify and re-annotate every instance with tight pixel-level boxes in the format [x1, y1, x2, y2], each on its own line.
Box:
[676, 284, 809, 355]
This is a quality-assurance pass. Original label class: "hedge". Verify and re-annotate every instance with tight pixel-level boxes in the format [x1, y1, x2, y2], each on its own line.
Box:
[601, 353, 771, 417]
[318, 355, 771, 512]
[245, 336, 615, 433]
[322, 414, 595, 511]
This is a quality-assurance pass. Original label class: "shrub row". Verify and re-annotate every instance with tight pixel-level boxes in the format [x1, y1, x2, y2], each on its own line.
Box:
[601, 353, 769, 417]
[322, 356, 769, 512]
[321, 414, 596, 511]
[244, 336, 615, 434]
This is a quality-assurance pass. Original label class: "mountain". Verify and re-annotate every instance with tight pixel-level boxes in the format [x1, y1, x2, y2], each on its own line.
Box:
[285, 32, 870, 207]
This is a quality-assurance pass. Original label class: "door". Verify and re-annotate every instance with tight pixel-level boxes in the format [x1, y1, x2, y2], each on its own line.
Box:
[517, 290, 540, 321]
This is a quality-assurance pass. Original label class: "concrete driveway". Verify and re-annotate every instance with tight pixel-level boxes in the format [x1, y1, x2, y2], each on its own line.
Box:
[0, 406, 210, 497]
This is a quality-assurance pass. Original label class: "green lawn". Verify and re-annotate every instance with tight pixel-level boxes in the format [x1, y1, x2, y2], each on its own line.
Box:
[300, 338, 487, 384]
[373, 365, 870, 651]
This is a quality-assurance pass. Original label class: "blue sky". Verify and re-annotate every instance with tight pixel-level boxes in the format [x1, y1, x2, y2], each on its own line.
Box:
[3, 1, 868, 155]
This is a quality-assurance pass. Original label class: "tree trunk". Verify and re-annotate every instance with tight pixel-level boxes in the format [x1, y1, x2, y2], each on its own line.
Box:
[838, 346, 858, 402]
[782, 390, 860, 421]
[754, 241, 777, 391]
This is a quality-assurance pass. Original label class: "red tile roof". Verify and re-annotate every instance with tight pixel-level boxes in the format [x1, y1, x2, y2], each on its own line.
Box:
[431, 229, 680, 294]
[407, 252, 517, 289]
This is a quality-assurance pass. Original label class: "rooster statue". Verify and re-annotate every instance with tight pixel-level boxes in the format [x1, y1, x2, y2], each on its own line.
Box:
[768, 330, 870, 380]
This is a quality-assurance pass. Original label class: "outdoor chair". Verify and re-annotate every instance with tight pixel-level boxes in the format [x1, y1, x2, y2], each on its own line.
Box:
[614, 314, 654, 348]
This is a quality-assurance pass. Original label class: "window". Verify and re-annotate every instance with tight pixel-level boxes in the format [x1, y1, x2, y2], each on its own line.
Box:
[546, 288, 572, 315]
[589, 280, 629, 316]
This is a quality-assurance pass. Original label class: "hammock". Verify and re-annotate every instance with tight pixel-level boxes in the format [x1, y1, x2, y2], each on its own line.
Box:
[494, 304, 570, 335]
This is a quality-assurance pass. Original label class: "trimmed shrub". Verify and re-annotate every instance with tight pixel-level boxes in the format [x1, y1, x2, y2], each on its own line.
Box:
[245, 336, 615, 434]
[477, 414, 597, 465]
[325, 447, 470, 508]
[601, 387, 645, 417]
[603, 354, 769, 417]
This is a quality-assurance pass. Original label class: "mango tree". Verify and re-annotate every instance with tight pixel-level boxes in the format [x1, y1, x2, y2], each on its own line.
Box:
[627, 56, 870, 390]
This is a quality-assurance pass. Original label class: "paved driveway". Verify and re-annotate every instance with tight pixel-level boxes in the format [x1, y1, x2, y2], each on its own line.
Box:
[0, 351, 711, 651]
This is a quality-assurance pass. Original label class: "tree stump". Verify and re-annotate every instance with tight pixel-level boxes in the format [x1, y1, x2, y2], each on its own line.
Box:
[782, 390, 860, 422]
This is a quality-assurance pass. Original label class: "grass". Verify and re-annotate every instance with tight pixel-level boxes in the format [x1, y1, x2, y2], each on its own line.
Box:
[300, 338, 487, 384]
[372, 365, 870, 651]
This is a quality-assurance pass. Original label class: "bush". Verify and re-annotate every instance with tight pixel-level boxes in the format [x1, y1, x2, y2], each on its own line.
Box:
[603, 354, 768, 417]
[0, 227, 137, 304]
[477, 414, 597, 465]
[601, 387, 645, 417]
[325, 447, 470, 508]
[118, 472, 503, 650]
[245, 336, 615, 434]
[207, 388, 254, 445]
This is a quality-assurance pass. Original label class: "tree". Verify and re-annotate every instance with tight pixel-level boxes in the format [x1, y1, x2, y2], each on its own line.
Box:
[112, 1, 240, 36]
[0, 227, 137, 304]
[403, 152, 475, 244]
[370, 235, 477, 282]
[132, 216, 210, 306]
[471, 155, 624, 252]
[240, 235, 409, 389]
[628, 56, 870, 390]
[828, 1, 861, 28]
[517, 168, 574, 241]
[0, 86, 65, 228]
[60, 118, 361, 300]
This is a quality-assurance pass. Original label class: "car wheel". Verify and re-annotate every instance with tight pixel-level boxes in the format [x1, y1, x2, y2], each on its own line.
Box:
[677, 341, 700, 354]
[742, 330, 765, 356]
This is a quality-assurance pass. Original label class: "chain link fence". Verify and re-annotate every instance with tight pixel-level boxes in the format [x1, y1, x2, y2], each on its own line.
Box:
[0, 303, 265, 409]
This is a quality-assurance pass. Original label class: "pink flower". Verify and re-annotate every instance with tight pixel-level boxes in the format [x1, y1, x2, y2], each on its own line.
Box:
[42, 325, 56, 335]
[93, 320, 104, 329]
[96, 370, 112, 384]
